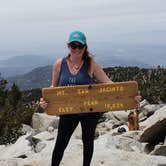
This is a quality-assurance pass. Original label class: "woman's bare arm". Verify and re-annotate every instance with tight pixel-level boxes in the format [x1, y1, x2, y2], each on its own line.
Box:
[39, 58, 62, 109]
[90, 59, 113, 83]
[51, 58, 62, 87]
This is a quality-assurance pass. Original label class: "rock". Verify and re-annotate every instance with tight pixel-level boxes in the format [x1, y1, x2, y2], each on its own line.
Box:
[0, 134, 33, 159]
[112, 111, 129, 122]
[150, 145, 166, 156]
[106, 132, 146, 153]
[1, 131, 166, 166]
[140, 99, 149, 107]
[118, 126, 126, 133]
[93, 144, 166, 166]
[140, 105, 166, 144]
[47, 126, 54, 133]
[101, 112, 116, 121]
[17, 154, 27, 159]
[139, 104, 163, 121]
[35, 142, 47, 153]
[26, 134, 40, 148]
[122, 130, 142, 141]
[21, 124, 35, 134]
[0, 159, 18, 166]
[112, 121, 126, 129]
[1, 103, 166, 166]
[73, 123, 82, 139]
[100, 121, 112, 131]
[32, 131, 54, 141]
[143, 104, 163, 114]
[32, 113, 59, 132]
[111, 125, 129, 136]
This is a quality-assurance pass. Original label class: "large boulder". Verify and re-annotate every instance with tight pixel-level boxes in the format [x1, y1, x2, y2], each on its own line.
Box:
[139, 104, 164, 121]
[32, 113, 59, 132]
[139, 105, 166, 144]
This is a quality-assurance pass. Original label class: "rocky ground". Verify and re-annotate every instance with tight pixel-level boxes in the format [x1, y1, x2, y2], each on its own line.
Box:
[0, 100, 166, 166]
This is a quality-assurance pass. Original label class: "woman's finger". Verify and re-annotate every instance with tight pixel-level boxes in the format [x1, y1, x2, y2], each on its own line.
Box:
[40, 103, 48, 109]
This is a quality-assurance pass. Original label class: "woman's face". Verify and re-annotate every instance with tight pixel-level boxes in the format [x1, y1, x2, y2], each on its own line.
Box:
[68, 42, 86, 57]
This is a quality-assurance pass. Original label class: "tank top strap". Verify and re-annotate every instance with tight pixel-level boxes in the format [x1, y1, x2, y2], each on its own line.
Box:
[59, 57, 68, 76]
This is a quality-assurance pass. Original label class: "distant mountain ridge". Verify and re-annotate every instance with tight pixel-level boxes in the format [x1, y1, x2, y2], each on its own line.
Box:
[7, 65, 53, 90]
[7, 64, 166, 91]
[0, 55, 55, 77]
[1, 43, 166, 77]
[0, 54, 152, 78]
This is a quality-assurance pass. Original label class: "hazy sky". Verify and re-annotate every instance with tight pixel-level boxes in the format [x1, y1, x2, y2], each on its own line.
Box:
[0, 0, 166, 60]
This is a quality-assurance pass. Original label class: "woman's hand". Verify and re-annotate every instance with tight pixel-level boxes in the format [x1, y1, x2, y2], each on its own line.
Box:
[39, 98, 48, 109]
[134, 91, 142, 111]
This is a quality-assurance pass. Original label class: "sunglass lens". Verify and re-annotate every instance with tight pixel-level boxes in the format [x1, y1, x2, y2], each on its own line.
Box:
[70, 43, 84, 49]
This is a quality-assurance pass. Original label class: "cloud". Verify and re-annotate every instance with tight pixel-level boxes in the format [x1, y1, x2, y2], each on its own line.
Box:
[0, 0, 166, 58]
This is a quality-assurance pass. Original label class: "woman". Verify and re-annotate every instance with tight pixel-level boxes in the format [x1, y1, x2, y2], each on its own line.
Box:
[40, 30, 141, 166]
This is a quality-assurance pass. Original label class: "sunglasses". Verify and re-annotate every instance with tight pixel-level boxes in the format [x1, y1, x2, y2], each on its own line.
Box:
[69, 42, 85, 49]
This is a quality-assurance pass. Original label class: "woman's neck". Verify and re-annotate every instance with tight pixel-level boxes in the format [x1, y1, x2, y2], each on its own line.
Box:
[67, 55, 84, 72]
[68, 55, 83, 64]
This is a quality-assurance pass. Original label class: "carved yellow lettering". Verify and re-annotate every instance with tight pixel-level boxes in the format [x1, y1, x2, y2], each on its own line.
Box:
[99, 86, 122, 93]
[120, 103, 124, 108]
[58, 107, 64, 112]
[104, 103, 124, 110]
[83, 101, 87, 106]
[65, 107, 68, 112]
[112, 103, 116, 108]
[58, 107, 74, 113]
[83, 100, 99, 106]
[94, 100, 98, 105]
[58, 107, 62, 112]
[99, 88, 102, 93]
[69, 107, 73, 112]
[91, 101, 94, 105]
[77, 89, 89, 95]
[111, 87, 116, 91]
[115, 86, 119, 91]
[116, 103, 120, 108]
[105, 103, 113, 110]
[62, 108, 65, 112]
[57, 90, 65, 96]
[120, 86, 124, 91]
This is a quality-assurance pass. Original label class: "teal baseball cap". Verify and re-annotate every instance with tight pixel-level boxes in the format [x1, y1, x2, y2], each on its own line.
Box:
[68, 31, 86, 45]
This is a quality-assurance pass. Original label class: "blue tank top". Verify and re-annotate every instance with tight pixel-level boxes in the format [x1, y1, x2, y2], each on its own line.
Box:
[58, 57, 94, 86]
[58, 57, 100, 117]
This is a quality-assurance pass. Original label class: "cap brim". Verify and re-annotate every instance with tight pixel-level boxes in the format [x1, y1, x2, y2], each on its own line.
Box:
[68, 39, 85, 45]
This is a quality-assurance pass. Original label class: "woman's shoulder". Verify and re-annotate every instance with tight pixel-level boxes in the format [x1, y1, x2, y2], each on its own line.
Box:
[53, 57, 64, 67]
[90, 57, 104, 74]
[90, 57, 99, 68]
[53, 57, 65, 72]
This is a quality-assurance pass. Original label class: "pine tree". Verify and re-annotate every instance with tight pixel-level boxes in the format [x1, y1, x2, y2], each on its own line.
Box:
[0, 74, 7, 108]
[0, 77, 34, 145]
[7, 83, 21, 109]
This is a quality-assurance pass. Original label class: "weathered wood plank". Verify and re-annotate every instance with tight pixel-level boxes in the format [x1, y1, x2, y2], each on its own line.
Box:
[42, 81, 138, 115]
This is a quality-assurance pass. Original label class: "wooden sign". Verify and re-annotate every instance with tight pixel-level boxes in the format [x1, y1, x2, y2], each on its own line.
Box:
[42, 81, 138, 115]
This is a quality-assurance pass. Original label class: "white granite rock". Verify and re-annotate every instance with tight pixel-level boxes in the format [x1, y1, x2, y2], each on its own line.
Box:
[32, 131, 55, 141]
[140, 105, 166, 143]
[1, 104, 166, 166]
[32, 113, 59, 132]
[0, 134, 33, 159]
